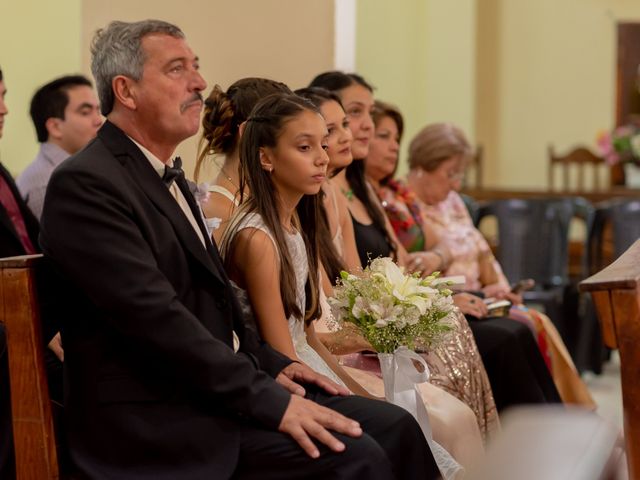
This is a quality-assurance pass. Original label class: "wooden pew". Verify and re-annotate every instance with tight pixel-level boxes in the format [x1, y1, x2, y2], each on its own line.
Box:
[0, 254, 58, 479]
[579, 239, 640, 479]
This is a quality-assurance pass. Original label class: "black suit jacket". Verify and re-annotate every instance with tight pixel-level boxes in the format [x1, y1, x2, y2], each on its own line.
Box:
[39, 121, 292, 480]
[0, 162, 39, 258]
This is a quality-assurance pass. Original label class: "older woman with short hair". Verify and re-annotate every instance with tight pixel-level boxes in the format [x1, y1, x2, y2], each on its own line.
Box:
[366, 111, 594, 409]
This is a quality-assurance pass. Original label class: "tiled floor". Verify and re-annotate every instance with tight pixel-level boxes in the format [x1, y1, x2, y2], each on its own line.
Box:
[583, 351, 623, 430]
[582, 352, 628, 479]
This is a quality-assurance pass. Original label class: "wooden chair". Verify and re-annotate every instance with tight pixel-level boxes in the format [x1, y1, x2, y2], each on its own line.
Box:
[579, 238, 640, 479]
[463, 145, 483, 189]
[0, 254, 59, 479]
[548, 145, 607, 191]
[589, 199, 640, 274]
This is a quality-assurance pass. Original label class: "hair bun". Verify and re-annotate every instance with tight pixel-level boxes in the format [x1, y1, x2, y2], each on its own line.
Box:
[202, 84, 237, 154]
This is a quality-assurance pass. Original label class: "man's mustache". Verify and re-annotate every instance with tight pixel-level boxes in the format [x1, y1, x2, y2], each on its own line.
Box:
[180, 93, 204, 113]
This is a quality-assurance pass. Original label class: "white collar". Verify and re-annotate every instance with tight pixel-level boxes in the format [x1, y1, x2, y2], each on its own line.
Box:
[127, 136, 177, 178]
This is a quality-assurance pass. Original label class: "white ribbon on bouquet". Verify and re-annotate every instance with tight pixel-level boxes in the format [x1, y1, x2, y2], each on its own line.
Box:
[378, 347, 464, 480]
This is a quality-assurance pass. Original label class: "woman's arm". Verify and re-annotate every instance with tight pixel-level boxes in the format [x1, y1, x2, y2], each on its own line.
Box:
[315, 324, 373, 355]
[415, 204, 453, 272]
[306, 322, 380, 399]
[384, 211, 410, 267]
[323, 182, 361, 273]
[201, 191, 237, 246]
[229, 227, 299, 360]
[420, 216, 441, 251]
[406, 251, 444, 277]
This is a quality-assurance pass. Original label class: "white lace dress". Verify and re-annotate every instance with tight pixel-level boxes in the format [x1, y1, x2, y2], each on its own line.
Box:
[226, 213, 344, 387]
[225, 213, 463, 479]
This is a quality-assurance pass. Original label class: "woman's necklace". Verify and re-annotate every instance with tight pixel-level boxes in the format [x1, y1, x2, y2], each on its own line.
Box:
[220, 166, 238, 189]
[341, 187, 354, 201]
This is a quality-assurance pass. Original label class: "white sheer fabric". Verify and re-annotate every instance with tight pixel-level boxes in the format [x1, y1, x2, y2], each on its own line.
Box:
[229, 213, 344, 387]
[226, 212, 464, 478]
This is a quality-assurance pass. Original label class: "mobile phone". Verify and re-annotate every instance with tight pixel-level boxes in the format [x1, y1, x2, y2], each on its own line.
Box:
[510, 278, 535, 294]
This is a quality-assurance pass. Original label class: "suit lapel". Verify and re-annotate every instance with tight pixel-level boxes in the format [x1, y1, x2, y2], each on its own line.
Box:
[174, 175, 229, 275]
[98, 122, 226, 285]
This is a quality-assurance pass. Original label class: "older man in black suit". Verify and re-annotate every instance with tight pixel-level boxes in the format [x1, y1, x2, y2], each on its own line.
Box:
[39, 20, 438, 479]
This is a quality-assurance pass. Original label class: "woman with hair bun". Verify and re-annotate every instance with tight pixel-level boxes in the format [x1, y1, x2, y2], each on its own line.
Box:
[195, 78, 291, 244]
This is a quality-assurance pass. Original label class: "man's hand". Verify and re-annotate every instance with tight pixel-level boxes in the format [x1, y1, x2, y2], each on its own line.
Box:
[276, 362, 351, 397]
[48, 331, 64, 362]
[279, 394, 362, 458]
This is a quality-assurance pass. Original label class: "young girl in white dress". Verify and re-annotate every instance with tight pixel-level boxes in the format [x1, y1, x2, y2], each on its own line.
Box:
[219, 93, 367, 395]
[220, 92, 467, 479]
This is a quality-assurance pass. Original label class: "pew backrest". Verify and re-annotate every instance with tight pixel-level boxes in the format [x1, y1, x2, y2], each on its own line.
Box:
[580, 238, 640, 480]
[0, 254, 58, 479]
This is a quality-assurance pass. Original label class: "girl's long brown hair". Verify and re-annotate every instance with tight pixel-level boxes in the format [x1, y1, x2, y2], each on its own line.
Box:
[295, 87, 348, 285]
[222, 93, 323, 324]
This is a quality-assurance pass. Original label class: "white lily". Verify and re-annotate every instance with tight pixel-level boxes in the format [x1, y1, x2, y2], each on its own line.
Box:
[371, 258, 438, 315]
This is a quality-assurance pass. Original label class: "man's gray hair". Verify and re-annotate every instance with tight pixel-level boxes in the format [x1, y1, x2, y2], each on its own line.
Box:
[91, 19, 184, 115]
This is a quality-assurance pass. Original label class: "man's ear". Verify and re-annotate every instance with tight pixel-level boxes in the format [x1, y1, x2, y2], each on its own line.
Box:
[112, 75, 137, 110]
[259, 147, 274, 173]
[45, 117, 63, 141]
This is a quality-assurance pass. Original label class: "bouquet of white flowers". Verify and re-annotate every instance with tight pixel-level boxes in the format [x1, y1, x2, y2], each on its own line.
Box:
[328, 257, 454, 354]
[329, 258, 462, 479]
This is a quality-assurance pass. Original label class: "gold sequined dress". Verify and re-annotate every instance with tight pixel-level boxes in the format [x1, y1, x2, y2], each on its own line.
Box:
[338, 309, 500, 441]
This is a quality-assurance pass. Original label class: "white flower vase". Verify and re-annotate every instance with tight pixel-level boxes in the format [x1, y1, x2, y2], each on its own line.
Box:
[624, 163, 640, 189]
[377, 347, 463, 480]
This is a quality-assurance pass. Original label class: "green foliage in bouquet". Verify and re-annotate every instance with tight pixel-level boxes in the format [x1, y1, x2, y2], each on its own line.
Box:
[329, 257, 454, 354]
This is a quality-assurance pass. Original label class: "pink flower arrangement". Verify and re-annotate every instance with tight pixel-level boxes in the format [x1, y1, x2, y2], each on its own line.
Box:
[597, 125, 640, 166]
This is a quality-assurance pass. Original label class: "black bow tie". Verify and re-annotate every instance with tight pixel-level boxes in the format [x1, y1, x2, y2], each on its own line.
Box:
[162, 156, 184, 187]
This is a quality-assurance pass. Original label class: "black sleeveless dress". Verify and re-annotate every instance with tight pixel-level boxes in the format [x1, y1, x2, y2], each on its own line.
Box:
[351, 215, 393, 268]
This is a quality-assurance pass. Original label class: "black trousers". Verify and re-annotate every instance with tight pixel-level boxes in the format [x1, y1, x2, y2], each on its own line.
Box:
[468, 316, 562, 412]
[233, 387, 439, 480]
